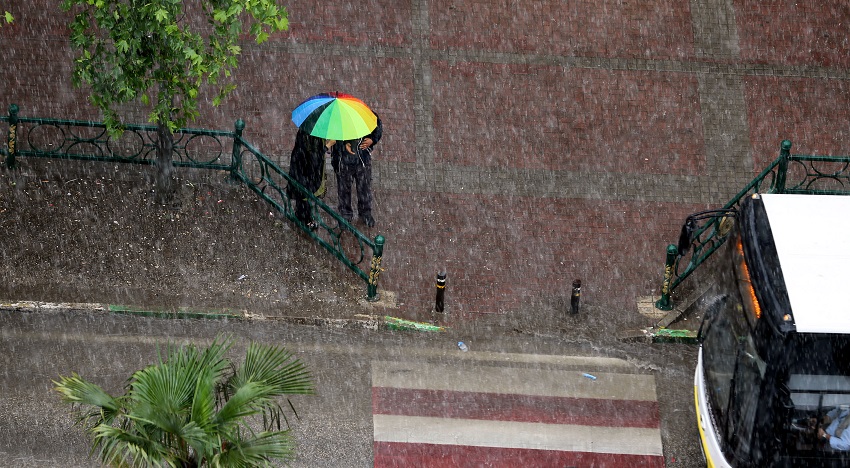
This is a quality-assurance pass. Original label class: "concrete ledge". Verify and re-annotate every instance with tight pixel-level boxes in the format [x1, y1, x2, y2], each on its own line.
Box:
[0, 300, 108, 313]
[0, 299, 444, 333]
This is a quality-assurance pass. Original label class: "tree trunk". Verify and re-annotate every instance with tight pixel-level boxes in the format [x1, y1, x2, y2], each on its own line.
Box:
[154, 122, 176, 205]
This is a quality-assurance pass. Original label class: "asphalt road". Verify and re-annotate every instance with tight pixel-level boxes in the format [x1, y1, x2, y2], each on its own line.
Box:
[0, 309, 702, 467]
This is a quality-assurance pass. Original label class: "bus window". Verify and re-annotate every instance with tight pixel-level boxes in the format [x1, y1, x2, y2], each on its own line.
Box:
[727, 335, 765, 462]
[786, 336, 850, 415]
[702, 295, 749, 431]
[777, 336, 850, 463]
[701, 282, 767, 462]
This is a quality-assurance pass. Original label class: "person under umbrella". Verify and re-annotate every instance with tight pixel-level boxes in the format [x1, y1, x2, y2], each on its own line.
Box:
[291, 92, 381, 228]
[331, 116, 382, 227]
[286, 128, 328, 230]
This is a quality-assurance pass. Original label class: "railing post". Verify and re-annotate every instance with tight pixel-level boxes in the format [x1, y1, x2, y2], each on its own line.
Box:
[5, 104, 19, 169]
[367, 235, 385, 302]
[229, 118, 245, 182]
[775, 139, 791, 194]
[655, 244, 678, 310]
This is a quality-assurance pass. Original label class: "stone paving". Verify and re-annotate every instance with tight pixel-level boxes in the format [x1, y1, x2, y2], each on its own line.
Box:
[4, 1, 850, 323]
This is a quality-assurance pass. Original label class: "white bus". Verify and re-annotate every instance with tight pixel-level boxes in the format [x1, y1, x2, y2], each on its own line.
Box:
[691, 193, 850, 467]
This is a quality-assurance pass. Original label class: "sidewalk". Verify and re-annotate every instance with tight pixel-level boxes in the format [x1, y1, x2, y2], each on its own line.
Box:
[3, 1, 850, 333]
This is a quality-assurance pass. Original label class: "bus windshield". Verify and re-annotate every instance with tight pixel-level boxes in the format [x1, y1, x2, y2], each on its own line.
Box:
[699, 240, 850, 465]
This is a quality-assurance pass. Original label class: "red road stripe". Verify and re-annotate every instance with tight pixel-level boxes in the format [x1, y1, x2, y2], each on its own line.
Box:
[372, 387, 660, 428]
[374, 441, 666, 468]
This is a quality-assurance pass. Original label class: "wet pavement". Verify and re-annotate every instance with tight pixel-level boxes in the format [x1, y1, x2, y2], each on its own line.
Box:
[3, 1, 850, 466]
[5, 1, 850, 327]
[0, 309, 700, 467]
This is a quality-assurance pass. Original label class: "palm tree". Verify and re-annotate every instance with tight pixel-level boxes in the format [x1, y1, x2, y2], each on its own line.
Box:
[54, 335, 314, 467]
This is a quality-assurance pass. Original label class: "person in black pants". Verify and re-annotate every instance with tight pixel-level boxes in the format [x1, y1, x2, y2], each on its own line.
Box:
[331, 116, 382, 227]
[287, 129, 327, 230]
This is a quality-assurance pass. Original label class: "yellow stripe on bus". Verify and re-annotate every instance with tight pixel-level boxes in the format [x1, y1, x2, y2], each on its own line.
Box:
[694, 384, 716, 468]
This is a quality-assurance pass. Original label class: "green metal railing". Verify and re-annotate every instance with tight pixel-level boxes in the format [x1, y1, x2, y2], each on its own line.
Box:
[1, 103, 385, 301]
[656, 139, 850, 310]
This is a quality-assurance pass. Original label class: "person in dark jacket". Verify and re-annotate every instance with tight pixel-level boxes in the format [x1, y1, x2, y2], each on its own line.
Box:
[287, 129, 327, 230]
[331, 116, 382, 227]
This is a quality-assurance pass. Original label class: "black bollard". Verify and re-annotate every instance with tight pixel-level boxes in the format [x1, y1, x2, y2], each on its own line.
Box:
[570, 279, 581, 315]
[435, 271, 447, 313]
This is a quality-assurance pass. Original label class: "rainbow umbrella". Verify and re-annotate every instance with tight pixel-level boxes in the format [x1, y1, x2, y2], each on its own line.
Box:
[291, 92, 378, 141]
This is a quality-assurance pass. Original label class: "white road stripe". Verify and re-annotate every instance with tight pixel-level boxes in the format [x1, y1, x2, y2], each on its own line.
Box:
[372, 360, 658, 401]
[373, 414, 664, 456]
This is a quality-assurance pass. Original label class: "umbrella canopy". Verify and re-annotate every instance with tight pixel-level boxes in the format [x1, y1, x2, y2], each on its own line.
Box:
[292, 92, 378, 141]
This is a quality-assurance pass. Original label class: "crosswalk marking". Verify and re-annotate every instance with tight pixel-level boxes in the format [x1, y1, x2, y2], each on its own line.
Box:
[373, 442, 666, 467]
[372, 360, 658, 401]
[372, 358, 666, 467]
[374, 415, 663, 455]
[372, 387, 660, 428]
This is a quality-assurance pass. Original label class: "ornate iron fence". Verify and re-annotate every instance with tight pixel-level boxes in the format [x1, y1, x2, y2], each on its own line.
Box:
[1, 103, 385, 301]
[656, 140, 850, 310]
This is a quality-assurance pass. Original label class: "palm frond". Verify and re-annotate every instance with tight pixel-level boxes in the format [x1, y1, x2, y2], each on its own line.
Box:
[175, 420, 214, 462]
[212, 430, 296, 468]
[54, 373, 119, 409]
[187, 365, 218, 461]
[191, 365, 217, 428]
[233, 342, 315, 396]
[128, 339, 224, 428]
[195, 335, 233, 377]
[214, 381, 277, 428]
[92, 423, 180, 468]
[53, 373, 121, 427]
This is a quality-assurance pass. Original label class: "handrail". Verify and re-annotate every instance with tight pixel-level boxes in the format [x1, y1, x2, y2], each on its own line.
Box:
[231, 138, 385, 291]
[656, 140, 850, 310]
[1, 103, 385, 301]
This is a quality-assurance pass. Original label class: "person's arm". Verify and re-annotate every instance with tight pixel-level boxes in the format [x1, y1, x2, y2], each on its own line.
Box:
[820, 409, 850, 450]
[829, 430, 850, 451]
[828, 407, 841, 421]
[360, 117, 382, 150]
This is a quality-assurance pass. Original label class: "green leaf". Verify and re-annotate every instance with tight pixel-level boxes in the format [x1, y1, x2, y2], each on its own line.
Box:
[227, 4, 243, 17]
[154, 8, 169, 22]
[3, 11, 13, 24]
[215, 431, 296, 467]
[54, 374, 119, 411]
[116, 39, 128, 54]
[274, 17, 288, 31]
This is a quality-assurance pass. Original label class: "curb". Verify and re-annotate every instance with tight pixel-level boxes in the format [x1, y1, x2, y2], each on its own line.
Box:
[0, 300, 446, 333]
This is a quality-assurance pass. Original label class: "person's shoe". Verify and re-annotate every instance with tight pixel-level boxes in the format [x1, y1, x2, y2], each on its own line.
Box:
[362, 215, 375, 228]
